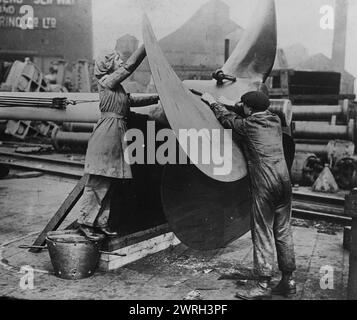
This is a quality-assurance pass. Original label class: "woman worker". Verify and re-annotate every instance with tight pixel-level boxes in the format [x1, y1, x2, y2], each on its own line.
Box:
[77, 46, 148, 241]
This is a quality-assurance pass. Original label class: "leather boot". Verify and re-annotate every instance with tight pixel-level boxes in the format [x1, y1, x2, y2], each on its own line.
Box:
[79, 225, 104, 242]
[272, 273, 297, 297]
[235, 279, 272, 300]
[98, 226, 119, 238]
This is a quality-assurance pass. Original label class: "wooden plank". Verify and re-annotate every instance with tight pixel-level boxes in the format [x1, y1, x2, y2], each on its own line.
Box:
[292, 208, 351, 225]
[30, 174, 89, 252]
[348, 218, 357, 299]
[103, 224, 171, 252]
[293, 201, 345, 217]
[293, 187, 346, 202]
[143, 15, 247, 183]
[162, 164, 252, 250]
[99, 232, 180, 271]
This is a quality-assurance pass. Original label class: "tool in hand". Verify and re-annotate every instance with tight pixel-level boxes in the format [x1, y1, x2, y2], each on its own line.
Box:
[189, 88, 242, 115]
[189, 88, 203, 97]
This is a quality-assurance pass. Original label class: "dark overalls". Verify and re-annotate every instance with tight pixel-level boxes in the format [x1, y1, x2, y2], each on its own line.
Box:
[211, 103, 296, 278]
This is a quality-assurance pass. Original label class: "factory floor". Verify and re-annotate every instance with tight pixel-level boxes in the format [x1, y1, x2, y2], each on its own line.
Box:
[0, 172, 350, 300]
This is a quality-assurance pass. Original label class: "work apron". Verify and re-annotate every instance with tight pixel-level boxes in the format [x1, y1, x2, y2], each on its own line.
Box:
[84, 112, 133, 179]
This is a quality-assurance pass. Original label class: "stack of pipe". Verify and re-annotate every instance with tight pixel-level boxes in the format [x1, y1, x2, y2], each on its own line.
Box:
[292, 102, 349, 122]
[291, 99, 357, 188]
[295, 139, 355, 162]
[0, 96, 55, 108]
[50, 99, 292, 152]
[292, 100, 356, 149]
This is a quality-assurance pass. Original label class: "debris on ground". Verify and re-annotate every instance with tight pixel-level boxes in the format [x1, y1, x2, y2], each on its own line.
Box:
[291, 218, 343, 235]
[163, 279, 189, 288]
[218, 268, 258, 281]
[236, 280, 248, 286]
[183, 290, 203, 300]
[291, 218, 314, 228]
[315, 222, 341, 235]
[203, 269, 214, 274]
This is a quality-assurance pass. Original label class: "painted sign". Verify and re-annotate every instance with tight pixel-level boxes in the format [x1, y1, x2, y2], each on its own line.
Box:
[0, 0, 76, 29]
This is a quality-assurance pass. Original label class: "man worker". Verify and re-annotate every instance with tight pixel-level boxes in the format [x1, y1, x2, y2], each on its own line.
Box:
[77, 45, 149, 241]
[201, 90, 297, 300]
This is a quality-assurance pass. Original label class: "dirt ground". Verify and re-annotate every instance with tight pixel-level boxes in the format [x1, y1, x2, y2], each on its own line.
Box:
[0, 172, 350, 300]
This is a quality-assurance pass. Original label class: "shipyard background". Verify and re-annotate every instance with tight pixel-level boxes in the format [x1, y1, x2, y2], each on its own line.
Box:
[0, 0, 357, 301]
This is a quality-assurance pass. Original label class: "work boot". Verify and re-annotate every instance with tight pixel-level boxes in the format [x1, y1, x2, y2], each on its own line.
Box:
[79, 225, 103, 242]
[97, 226, 119, 238]
[235, 279, 272, 300]
[272, 273, 297, 297]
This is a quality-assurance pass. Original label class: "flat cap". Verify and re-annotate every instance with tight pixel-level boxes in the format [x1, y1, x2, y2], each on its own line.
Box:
[240, 91, 271, 112]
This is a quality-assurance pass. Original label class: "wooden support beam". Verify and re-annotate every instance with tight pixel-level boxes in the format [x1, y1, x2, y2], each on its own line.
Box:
[99, 224, 180, 271]
[102, 224, 171, 252]
[345, 189, 357, 300]
[30, 174, 89, 253]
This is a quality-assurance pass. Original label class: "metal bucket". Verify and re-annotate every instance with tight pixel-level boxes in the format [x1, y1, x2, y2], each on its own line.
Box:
[46, 230, 105, 280]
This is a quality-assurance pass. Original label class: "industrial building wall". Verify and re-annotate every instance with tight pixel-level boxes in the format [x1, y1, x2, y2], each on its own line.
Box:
[0, 0, 93, 71]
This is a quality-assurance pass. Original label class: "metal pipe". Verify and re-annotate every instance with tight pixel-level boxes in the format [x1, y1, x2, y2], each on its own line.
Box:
[0, 92, 294, 129]
[0, 92, 100, 123]
[295, 144, 328, 157]
[293, 120, 355, 141]
[292, 101, 349, 121]
[295, 139, 331, 145]
[52, 129, 91, 150]
[0, 92, 160, 123]
[269, 99, 292, 127]
[62, 123, 95, 133]
[296, 140, 355, 160]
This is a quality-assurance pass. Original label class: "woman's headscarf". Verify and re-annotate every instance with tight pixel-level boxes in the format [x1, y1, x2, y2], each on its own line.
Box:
[94, 52, 118, 80]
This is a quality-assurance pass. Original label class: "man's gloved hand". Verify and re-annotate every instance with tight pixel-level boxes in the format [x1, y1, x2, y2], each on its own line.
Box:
[201, 93, 216, 106]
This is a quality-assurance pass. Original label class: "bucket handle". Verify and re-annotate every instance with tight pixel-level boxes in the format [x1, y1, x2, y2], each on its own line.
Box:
[19, 245, 47, 250]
